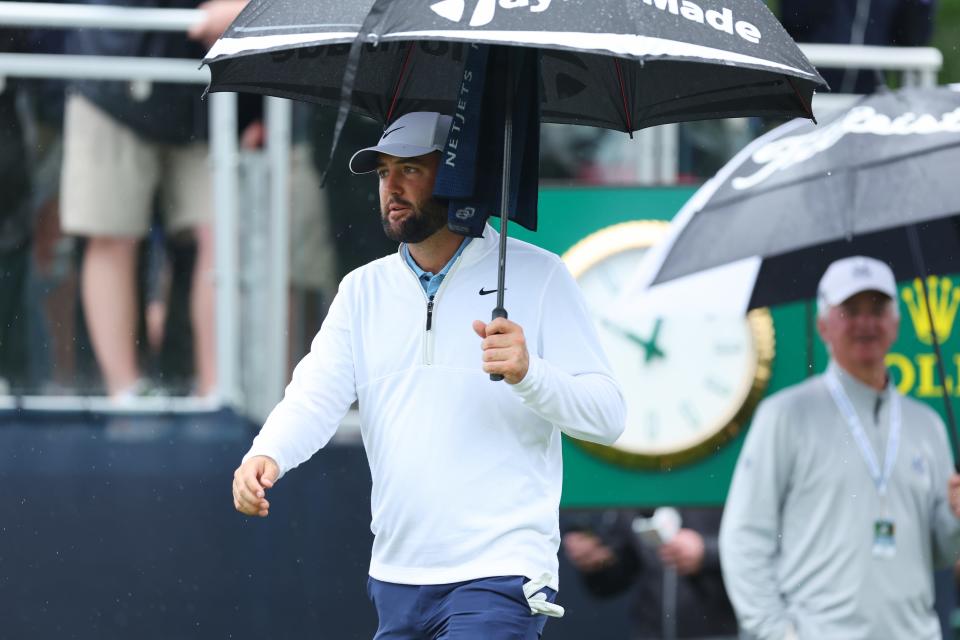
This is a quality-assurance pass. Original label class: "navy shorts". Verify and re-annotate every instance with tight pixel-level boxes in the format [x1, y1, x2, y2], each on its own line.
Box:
[367, 575, 557, 640]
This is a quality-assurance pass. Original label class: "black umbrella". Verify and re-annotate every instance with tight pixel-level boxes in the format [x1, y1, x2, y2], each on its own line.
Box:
[203, 0, 825, 379]
[629, 85, 960, 462]
[205, 0, 824, 127]
[642, 87, 960, 298]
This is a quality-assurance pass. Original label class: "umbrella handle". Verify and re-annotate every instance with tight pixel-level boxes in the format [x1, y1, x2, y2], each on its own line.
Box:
[489, 306, 508, 382]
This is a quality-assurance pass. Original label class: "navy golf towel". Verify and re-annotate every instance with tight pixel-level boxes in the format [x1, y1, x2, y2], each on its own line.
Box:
[434, 45, 540, 238]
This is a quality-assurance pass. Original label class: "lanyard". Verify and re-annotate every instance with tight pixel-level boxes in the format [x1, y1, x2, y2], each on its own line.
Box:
[824, 370, 901, 497]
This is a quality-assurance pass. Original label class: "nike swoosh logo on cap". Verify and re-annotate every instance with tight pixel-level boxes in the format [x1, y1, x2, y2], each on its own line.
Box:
[479, 287, 503, 296]
[381, 126, 405, 140]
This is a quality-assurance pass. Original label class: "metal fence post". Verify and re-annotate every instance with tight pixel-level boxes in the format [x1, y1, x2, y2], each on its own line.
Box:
[211, 91, 240, 408]
[265, 96, 292, 411]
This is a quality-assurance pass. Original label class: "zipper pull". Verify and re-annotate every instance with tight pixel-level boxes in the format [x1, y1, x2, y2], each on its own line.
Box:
[426, 295, 435, 331]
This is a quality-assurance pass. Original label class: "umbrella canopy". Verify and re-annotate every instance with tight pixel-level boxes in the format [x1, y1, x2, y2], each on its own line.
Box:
[628, 85, 960, 312]
[622, 85, 960, 467]
[204, 0, 825, 131]
[202, 0, 825, 383]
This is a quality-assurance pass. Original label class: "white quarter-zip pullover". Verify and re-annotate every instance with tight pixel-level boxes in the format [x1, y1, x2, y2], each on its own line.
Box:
[246, 225, 626, 589]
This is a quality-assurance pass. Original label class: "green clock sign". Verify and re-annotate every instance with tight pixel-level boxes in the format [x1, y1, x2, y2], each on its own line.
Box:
[503, 185, 959, 508]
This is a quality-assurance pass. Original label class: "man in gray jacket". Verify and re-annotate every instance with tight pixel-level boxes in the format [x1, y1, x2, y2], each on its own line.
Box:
[719, 255, 960, 640]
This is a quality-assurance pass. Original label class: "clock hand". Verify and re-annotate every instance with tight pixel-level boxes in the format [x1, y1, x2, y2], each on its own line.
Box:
[601, 318, 652, 354]
[601, 318, 666, 363]
[644, 318, 665, 363]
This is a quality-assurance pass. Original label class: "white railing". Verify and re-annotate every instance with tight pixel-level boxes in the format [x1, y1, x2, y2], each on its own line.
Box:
[801, 43, 943, 114]
[0, 0, 198, 30]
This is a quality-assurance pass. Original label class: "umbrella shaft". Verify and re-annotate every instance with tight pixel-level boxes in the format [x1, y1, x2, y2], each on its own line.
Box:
[496, 50, 513, 314]
[490, 50, 513, 383]
[906, 225, 960, 471]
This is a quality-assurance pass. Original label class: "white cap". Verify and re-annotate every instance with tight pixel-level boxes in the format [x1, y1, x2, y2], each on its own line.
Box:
[349, 111, 453, 174]
[817, 256, 897, 308]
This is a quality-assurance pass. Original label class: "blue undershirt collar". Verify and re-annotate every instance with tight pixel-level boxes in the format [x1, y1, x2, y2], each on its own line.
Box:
[402, 236, 471, 297]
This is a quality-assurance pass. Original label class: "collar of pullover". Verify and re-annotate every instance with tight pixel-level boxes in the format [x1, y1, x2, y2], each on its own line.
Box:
[449, 223, 500, 269]
[827, 360, 891, 409]
[395, 223, 500, 270]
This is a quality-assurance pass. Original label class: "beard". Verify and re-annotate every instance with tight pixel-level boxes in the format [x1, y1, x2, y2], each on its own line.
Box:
[381, 196, 447, 244]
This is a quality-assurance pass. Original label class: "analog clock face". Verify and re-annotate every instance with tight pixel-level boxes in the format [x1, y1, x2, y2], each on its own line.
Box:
[563, 221, 775, 468]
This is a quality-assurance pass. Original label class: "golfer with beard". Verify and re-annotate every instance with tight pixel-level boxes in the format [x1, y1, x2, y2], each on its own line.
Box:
[231, 112, 626, 639]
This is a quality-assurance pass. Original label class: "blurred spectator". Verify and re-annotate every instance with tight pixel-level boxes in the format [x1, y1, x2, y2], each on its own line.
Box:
[562, 508, 739, 640]
[286, 103, 338, 367]
[308, 111, 394, 280]
[187, 0, 246, 48]
[539, 119, 752, 186]
[58, 0, 244, 400]
[720, 256, 960, 639]
[538, 123, 606, 182]
[676, 119, 754, 182]
[0, 21, 33, 393]
[229, 99, 339, 372]
[20, 10, 73, 394]
[779, 0, 938, 94]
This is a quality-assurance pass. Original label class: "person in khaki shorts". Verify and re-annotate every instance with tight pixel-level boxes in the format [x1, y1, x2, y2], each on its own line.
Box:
[59, 0, 247, 400]
[61, 93, 215, 399]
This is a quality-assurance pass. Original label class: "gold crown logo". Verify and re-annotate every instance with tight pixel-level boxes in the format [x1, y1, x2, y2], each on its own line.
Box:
[902, 276, 960, 345]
